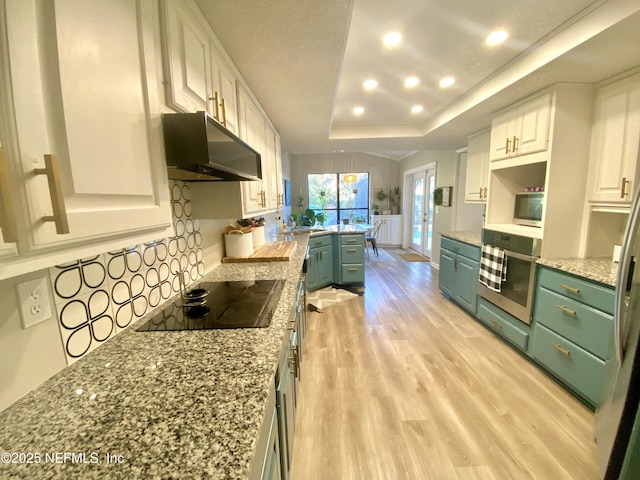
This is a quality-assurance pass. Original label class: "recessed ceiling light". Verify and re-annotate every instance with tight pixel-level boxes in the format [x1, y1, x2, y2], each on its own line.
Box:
[383, 31, 402, 47]
[411, 105, 424, 114]
[363, 79, 378, 90]
[486, 30, 509, 46]
[439, 76, 455, 88]
[404, 76, 419, 88]
[352, 106, 364, 115]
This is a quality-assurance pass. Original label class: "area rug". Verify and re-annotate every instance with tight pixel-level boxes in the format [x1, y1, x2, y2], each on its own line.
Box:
[399, 253, 430, 262]
[307, 286, 361, 310]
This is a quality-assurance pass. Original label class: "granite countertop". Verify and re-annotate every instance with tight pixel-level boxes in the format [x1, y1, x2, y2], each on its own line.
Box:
[536, 257, 618, 287]
[280, 224, 370, 237]
[0, 236, 309, 480]
[441, 230, 482, 247]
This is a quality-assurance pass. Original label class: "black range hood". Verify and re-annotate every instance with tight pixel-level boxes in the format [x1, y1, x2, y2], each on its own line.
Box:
[162, 111, 262, 181]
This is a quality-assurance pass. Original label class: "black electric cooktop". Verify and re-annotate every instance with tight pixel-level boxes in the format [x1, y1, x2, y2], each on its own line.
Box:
[137, 280, 284, 331]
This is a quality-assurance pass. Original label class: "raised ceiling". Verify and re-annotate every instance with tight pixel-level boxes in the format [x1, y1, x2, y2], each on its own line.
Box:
[194, 0, 640, 159]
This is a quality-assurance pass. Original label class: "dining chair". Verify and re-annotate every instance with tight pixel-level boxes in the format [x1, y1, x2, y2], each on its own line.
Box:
[366, 220, 383, 258]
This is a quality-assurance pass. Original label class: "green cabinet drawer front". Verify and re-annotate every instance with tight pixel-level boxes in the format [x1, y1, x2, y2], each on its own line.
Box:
[340, 234, 364, 246]
[477, 299, 529, 351]
[341, 245, 365, 264]
[455, 255, 479, 314]
[531, 323, 606, 404]
[534, 287, 613, 359]
[441, 237, 480, 261]
[341, 264, 364, 284]
[537, 267, 615, 315]
[309, 234, 332, 248]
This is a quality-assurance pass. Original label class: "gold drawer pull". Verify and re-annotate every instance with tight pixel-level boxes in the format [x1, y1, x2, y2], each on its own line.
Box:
[512, 135, 518, 153]
[33, 154, 70, 234]
[347, 248, 357, 253]
[347, 268, 358, 272]
[0, 148, 18, 242]
[559, 284, 580, 294]
[347, 239, 357, 243]
[555, 305, 577, 316]
[505, 137, 511, 154]
[220, 98, 227, 128]
[490, 319, 503, 330]
[552, 343, 571, 356]
[621, 177, 629, 198]
[209, 91, 220, 121]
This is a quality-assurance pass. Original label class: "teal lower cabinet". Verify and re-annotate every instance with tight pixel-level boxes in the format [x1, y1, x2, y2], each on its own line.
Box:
[249, 385, 281, 480]
[477, 297, 530, 352]
[307, 235, 333, 291]
[530, 266, 614, 407]
[333, 234, 365, 286]
[438, 237, 480, 314]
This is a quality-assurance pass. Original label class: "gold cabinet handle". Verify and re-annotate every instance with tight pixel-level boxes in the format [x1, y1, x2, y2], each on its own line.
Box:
[287, 319, 296, 331]
[559, 284, 580, 294]
[33, 154, 69, 234]
[621, 177, 629, 199]
[552, 343, 571, 356]
[556, 305, 577, 316]
[512, 136, 518, 153]
[479, 187, 483, 198]
[347, 248, 357, 253]
[490, 319, 503, 331]
[347, 268, 357, 272]
[220, 98, 227, 128]
[505, 137, 511, 154]
[209, 92, 220, 121]
[0, 147, 18, 242]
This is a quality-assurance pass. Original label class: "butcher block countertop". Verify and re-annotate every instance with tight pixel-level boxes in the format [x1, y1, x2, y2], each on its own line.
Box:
[222, 240, 297, 263]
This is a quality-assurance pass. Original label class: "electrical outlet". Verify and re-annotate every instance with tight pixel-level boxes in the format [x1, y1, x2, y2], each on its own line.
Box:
[16, 276, 53, 328]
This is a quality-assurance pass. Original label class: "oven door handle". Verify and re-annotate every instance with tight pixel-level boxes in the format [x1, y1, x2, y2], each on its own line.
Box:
[500, 250, 537, 262]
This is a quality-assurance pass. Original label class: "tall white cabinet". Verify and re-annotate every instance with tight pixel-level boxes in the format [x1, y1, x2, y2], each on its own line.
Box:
[465, 130, 490, 203]
[0, 0, 173, 280]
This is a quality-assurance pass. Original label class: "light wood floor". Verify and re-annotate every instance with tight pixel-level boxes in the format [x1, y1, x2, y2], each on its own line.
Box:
[290, 249, 599, 480]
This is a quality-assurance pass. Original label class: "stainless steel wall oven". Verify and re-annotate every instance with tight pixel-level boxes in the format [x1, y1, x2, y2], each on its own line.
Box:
[478, 229, 541, 325]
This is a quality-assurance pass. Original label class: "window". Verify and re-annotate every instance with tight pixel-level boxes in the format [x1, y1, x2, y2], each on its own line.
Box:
[308, 173, 369, 225]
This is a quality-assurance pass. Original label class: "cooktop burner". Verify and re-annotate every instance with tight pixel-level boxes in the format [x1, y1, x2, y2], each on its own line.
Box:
[136, 279, 284, 331]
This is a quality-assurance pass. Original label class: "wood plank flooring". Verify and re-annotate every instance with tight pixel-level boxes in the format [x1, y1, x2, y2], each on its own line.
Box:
[290, 249, 599, 480]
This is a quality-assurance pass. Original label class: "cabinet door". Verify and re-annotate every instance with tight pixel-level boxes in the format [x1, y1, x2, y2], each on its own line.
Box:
[307, 248, 320, 290]
[0, 145, 18, 260]
[317, 245, 333, 287]
[210, 45, 238, 134]
[378, 218, 392, 244]
[465, 131, 490, 202]
[277, 346, 296, 478]
[238, 88, 267, 214]
[589, 78, 640, 204]
[515, 94, 552, 157]
[387, 216, 403, 245]
[438, 249, 456, 297]
[265, 125, 282, 210]
[454, 255, 480, 314]
[489, 110, 517, 161]
[7, 0, 171, 249]
[163, 0, 211, 112]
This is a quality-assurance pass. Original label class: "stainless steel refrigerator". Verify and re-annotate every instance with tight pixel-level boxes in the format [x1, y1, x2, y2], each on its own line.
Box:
[596, 184, 640, 479]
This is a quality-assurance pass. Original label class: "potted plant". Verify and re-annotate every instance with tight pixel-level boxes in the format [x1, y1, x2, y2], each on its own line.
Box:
[372, 204, 380, 215]
[389, 186, 401, 214]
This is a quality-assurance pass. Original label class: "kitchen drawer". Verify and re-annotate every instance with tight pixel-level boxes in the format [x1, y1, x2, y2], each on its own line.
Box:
[340, 234, 364, 246]
[534, 287, 613, 359]
[537, 267, 615, 315]
[341, 264, 364, 284]
[441, 237, 480, 261]
[531, 323, 606, 405]
[308, 234, 332, 249]
[477, 298, 529, 351]
[341, 245, 365, 264]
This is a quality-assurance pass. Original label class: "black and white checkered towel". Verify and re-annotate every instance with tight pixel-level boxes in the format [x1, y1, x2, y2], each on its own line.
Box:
[479, 244, 507, 292]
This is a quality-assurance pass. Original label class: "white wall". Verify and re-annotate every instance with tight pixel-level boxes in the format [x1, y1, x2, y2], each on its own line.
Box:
[399, 150, 457, 267]
[289, 152, 400, 216]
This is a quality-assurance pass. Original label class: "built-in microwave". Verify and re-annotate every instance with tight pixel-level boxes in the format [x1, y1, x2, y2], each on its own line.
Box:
[513, 192, 544, 227]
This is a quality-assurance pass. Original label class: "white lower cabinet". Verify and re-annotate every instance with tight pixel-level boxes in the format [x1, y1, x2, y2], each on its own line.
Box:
[370, 215, 403, 246]
[0, 0, 172, 280]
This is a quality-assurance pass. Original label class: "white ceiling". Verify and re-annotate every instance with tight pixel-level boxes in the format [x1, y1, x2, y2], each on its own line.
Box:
[194, 0, 640, 159]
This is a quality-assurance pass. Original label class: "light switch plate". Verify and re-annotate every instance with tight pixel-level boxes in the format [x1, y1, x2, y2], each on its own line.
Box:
[16, 276, 53, 328]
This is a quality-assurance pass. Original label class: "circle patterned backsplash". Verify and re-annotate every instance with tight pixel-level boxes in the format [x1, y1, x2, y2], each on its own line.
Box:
[48, 181, 205, 364]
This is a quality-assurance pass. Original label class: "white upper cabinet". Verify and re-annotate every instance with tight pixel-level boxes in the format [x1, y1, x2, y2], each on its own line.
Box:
[210, 46, 238, 134]
[0, 144, 18, 260]
[162, 0, 211, 113]
[465, 130, 490, 203]
[586, 73, 640, 204]
[489, 93, 552, 162]
[3, 0, 171, 262]
[265, 125, 283, 209]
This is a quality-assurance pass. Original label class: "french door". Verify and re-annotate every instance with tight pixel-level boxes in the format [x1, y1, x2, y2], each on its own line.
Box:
[410, 168, 436, 257]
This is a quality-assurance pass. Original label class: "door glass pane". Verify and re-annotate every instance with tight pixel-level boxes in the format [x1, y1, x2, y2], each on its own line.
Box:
[427, 174, 435, 251]
[413, 176, 424, 247]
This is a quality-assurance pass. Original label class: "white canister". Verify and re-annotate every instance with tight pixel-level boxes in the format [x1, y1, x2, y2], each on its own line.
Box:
[613, 243, 622, 263]
[224, 230, 254, 258]
[252, 225, 265, 248]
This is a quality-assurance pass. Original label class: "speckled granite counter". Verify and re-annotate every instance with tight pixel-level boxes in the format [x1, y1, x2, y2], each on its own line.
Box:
[0, 236, 309, 480]
[536, 257, 618, 287]
[441, 231, 482, 247]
